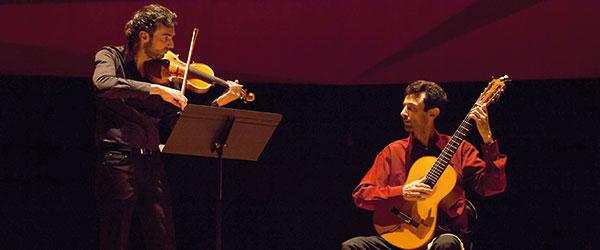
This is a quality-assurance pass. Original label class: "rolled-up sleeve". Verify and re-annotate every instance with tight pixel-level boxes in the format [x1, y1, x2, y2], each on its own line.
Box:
[352, 146, 406, 211]
[463, 140, 507, 197]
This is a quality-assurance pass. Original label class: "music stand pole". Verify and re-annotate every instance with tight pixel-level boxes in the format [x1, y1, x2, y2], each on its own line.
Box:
[210, 116, 234, 250]
[161, 104, 282, 250]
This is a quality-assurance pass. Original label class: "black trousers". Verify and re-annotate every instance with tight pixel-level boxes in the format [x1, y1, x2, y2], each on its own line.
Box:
[342, 234, 465, 250]
[95, 148, 176, 250]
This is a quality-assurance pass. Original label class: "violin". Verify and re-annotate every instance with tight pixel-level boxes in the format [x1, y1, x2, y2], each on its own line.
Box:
[144, 51, 255, 104]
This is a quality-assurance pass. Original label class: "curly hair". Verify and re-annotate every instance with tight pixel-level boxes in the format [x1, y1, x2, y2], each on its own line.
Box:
[124, 4, 177, 51]
[405, 80, 448, 112]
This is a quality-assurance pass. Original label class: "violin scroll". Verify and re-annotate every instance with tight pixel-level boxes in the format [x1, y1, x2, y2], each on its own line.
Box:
[228, 80, 255, 103]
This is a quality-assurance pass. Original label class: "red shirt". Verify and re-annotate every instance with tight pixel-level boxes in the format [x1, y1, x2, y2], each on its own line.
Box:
[352, 130, 507, 234]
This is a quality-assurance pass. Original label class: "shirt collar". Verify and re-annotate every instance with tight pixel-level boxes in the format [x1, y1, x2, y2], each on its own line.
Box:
[124, 45, 135, 63]
[407, 129, 445, 151]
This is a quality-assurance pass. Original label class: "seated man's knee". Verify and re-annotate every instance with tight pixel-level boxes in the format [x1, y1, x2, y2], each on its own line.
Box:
[341, 237, 359, 250]
[429, 234, 462, 250]
[341, 236, 371, 250]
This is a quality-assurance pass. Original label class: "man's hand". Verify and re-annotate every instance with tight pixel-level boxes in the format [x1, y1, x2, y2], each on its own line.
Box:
[469, 105, 493, 144]
[227, 80, 244, 96]
[212, 80, 244, 107]
[402, 177, 433, 201]
[150, 84, 188, 110]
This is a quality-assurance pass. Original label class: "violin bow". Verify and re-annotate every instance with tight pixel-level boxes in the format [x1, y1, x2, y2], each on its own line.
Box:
[180, 28, 199, 95]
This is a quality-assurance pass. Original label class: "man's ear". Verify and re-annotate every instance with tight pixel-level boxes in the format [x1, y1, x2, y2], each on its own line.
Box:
[428, 107, 440, 118]
[139, 31, 150, 42]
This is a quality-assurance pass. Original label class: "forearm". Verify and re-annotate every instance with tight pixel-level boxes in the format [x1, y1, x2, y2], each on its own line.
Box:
[481, 132, 494, 144]
[94, 75, 152, 99]
[352, 184, 405, 210]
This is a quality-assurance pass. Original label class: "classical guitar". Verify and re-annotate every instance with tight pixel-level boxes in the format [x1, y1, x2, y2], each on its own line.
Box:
[372, 76, 509, 249]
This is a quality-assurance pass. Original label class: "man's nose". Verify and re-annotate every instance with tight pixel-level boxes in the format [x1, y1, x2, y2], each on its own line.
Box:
[167, 40, 174, 49]
[400, 108, 407, 119]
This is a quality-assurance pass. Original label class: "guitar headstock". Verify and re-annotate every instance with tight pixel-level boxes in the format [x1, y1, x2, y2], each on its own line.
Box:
[476, 75, 509, 107]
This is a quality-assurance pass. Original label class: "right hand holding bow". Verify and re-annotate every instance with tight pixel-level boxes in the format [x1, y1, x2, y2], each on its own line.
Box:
[150, 84, 188, 110]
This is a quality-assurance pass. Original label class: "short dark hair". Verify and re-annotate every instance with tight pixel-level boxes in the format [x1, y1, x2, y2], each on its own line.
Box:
[124, 4, 177, 50]
[405, 80, 448, 112]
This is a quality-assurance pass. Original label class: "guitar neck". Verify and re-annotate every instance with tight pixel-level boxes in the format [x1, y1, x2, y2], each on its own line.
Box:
[425, 104, 476, 187]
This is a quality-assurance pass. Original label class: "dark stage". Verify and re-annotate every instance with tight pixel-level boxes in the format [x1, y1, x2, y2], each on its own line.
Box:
[1, 75, 598, 249]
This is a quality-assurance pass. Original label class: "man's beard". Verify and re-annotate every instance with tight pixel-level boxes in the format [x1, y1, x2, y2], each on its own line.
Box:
[143, 40, 164, 59]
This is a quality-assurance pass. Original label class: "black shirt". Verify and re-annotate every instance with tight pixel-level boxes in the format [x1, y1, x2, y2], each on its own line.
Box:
[92, 46, 179, 149]
[407, 135, 442, 172]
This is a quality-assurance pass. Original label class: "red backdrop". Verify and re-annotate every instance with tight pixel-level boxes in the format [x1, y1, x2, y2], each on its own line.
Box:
[1, 0, 599, 84]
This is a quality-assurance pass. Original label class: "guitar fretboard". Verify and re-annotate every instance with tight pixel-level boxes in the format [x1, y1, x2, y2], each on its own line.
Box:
[425, 105, 476, 187]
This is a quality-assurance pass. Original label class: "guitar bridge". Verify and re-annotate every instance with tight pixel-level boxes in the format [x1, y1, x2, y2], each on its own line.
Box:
[391, 207, 419, 228]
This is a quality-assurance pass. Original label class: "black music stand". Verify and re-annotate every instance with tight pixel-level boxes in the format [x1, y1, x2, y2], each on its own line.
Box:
[162, 104, 282, 250]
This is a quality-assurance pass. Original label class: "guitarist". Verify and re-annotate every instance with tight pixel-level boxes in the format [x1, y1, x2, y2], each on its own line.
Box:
[342, 80, 507, 250]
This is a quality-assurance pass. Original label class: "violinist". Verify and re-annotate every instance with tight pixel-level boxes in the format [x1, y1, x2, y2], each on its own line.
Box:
[92, 4, 186, 249]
